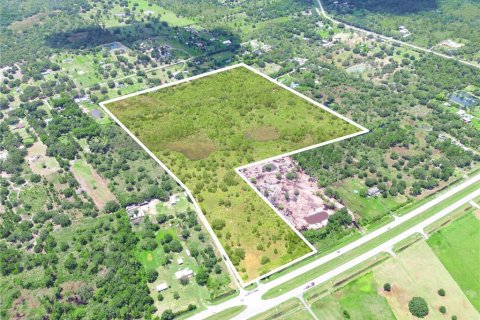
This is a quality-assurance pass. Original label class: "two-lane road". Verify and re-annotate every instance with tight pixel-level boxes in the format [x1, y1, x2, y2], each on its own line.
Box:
[315, 0, 480, 70]
[191, 174, 480, 319]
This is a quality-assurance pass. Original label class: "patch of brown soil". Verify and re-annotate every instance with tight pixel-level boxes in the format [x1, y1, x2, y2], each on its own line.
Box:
[10, 290, 42, 320]
[243, 251, 261, 280]
[166, 140, 217, 160]
[61, 281, 85, 294]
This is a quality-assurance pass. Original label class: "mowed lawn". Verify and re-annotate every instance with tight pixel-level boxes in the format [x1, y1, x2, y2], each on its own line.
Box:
[428, 211, 480, 311]
[334, 179, 407, 222]
[71, 158, 117, 210]
[374, 241, 478, 319]
[106, 65, 361, 281]
[134, 227, 211, 315]
[309, 272, 395, 319]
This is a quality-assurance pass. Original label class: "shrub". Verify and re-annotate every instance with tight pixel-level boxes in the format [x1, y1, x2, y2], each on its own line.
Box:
[104, 200, 120, 213]
[196, 268, 208, 286]
[146, 269, 158, 283]
[383, 283, 391, 292]
[211, 219, 226, 230]
[261, 256, 270, 265]
[408, 297, 429, 318]
[156, 214, 167, 224]
[161, 309, 174, 320]
[438, 288, 445, 296]
[157, 293, 164, 301]
[439, 306, 446, 314]
[451, 316, 457, 320]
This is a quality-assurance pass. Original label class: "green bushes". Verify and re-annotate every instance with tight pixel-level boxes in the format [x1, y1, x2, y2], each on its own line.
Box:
[408, 297, 429, 318]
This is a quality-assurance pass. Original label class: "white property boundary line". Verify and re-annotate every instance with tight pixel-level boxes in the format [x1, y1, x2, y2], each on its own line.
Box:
[99, 63, 369, 288]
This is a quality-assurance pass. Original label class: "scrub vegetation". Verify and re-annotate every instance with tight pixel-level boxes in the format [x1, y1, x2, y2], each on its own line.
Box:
[107, 65, 360, 281]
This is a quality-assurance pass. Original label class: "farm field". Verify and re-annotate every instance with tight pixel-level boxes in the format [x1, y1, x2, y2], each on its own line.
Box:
[373, 241, 478, 319]
[105, 65, 362, 282]
[427, 211, 480, 311]
[308, 272, 395, 319]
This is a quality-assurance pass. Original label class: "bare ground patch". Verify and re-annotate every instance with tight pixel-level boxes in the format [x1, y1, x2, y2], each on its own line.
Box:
[166, 140, 217, 160]
[10, 289, 45, 320]
[27, 141, 60, 176]
[61, 281, 85, 294]
[240, 156, 349, 231]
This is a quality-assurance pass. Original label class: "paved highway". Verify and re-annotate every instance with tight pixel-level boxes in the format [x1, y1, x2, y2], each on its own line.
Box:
[191, 173, 480, 319]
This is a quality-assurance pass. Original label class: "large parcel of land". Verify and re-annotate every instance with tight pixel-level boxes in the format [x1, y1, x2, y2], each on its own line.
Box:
[106, 65, 361, 281]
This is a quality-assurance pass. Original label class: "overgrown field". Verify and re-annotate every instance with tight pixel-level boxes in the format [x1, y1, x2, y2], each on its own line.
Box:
[428, 210, 480, 311]
[106, 65, 360, 281]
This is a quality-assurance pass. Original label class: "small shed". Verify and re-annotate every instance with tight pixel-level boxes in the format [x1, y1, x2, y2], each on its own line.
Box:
[367, 187, 381, 197]
[90, 109, 103, 119]
[155, 283, 169, 292]
[169, 194, 179, 206]
[177, 257, 183, 265]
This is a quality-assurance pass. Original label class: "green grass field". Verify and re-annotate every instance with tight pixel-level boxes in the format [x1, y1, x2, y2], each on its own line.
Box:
[428, 211, 480, 311]
[309, 272, 395, 319]
[106, 65, 360, 281]
[18, 185, 49, 213]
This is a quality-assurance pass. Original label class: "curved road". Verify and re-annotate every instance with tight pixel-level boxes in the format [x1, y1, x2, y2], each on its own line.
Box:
[316, 0, 479, 70]
[191, 173, 480, 319]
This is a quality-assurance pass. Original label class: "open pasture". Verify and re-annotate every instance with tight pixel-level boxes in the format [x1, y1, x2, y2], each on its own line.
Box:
[105, 65, 362, 282]
[427, 211, 480, 311]
[373, 241, 478, 319]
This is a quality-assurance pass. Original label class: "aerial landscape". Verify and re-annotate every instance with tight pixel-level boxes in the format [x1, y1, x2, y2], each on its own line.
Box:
[0, 0, 479, 319]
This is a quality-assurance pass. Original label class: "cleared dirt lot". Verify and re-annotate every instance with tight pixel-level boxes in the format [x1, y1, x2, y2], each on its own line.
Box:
[27, 141, 60, 177]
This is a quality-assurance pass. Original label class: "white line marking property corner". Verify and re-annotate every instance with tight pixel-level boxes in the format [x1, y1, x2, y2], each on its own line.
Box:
[99, 63, 368, 288]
